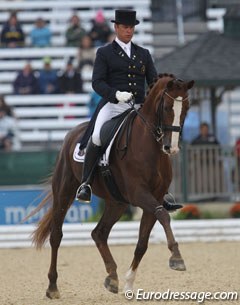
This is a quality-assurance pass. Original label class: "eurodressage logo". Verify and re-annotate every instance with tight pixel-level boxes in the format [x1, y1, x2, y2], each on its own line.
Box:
[125, 289, 239, 303]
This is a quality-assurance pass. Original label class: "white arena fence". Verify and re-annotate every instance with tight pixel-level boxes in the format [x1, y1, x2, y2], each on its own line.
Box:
[0, 219, 240, 248]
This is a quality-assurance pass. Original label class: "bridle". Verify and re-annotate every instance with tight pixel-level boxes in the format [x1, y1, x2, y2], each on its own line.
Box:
[129, 85, 189, 143]
[157, 90, 189, 133]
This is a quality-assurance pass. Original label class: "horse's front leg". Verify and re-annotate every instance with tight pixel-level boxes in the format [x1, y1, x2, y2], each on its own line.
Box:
[91, 200, 127, 294]
[134, 191, 186, 272]
[124, 210, 156, 293]
[155, 205, 186, 271]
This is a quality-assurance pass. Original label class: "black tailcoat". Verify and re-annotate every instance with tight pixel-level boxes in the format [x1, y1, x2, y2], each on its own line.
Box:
[92, 40, 157, 104]
[79, 40, 158, 149]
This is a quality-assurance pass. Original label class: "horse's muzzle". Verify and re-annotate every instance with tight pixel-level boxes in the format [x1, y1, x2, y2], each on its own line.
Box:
[163, 145, 179, 155]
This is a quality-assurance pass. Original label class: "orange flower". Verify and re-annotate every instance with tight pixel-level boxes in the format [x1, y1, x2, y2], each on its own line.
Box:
[177, 204, 200, 219]
[230, 202, 240, 218]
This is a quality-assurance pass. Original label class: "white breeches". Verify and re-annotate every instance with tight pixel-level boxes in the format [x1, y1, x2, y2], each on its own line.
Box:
[92, 102, 139, 146]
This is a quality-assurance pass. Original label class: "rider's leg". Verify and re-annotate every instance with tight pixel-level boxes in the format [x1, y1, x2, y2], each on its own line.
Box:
[76, 138, 102, 202]
[76, 102, 130, 202]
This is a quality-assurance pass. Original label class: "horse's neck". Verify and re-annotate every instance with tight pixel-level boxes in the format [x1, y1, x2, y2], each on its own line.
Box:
[141, 76, 172, 117]
[141, 87, 163, 118]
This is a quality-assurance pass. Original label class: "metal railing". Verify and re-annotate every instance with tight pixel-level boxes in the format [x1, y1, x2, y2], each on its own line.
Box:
[171, 144, 240, 202]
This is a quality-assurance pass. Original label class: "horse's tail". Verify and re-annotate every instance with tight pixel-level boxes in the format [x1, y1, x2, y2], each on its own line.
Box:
[32, 190, 53, 249]
[21, 177, 54, 249]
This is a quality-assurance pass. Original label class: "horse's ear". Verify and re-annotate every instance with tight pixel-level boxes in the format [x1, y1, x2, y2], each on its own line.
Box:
[167, 80, 174, 90]
[187, 80, 195, 89]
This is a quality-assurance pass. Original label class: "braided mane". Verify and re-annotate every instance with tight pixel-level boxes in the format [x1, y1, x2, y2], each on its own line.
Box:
[146, 73, 176, 97]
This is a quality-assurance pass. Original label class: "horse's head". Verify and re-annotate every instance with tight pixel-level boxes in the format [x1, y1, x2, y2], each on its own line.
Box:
[144, 74, 194, 155]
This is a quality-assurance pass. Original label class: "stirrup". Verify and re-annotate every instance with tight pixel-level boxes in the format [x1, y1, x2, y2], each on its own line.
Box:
[76, 183, 92, 203]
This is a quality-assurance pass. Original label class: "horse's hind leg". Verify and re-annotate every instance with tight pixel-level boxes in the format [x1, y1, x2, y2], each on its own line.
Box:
[124, 211, 156, 292]
[91, 200, 127, 294]
[46, 175, 78, 299]
[155, 206, 186, 271]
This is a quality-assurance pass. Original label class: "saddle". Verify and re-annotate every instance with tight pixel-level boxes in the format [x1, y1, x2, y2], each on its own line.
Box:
[99, 109, 137, 203]
[73, 109, 137, 203]
[100, 108, 133, 156]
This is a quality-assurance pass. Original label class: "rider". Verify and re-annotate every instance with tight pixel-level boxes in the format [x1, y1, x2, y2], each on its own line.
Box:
[76, 9, 158, 202]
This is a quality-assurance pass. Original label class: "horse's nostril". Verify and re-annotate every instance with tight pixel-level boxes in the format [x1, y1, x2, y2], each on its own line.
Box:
[164, 145, 170, 151]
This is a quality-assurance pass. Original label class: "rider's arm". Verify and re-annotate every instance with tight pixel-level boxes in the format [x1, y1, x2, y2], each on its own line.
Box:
[145, 49, 158, 86]
[92, 47, 118, 103]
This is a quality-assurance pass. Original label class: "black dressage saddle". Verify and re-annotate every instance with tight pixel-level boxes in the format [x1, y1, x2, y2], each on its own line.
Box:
[100, 108, 133, 154]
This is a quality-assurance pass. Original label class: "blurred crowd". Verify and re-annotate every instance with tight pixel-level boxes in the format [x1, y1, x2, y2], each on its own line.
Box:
[0, 10, 114, 95]
[0, 10, 113, 151]
[0, 10, 112, 48]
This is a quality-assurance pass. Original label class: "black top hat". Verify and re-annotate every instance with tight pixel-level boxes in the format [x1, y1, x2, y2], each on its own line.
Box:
[111, 10, 139, 26]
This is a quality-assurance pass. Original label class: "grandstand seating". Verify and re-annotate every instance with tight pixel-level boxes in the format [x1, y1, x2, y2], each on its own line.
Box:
[0, 50, 92, 94]
[0, 0, 152, 148]
[0, 1, 223, 149]
[5, 94, 89, 147]
[0, 0, 153, 48]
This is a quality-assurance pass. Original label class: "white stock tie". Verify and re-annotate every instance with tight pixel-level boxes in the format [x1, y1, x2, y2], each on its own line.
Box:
[124, 46, 130, 58]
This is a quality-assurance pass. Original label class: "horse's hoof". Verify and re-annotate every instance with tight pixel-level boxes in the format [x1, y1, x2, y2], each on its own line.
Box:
[169, 258, 186, 271]
[46, 288, 61, 299]
[104, 276, 119, 294]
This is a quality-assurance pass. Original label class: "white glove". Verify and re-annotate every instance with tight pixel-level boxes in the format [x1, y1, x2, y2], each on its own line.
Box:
[116, 91, 133, 103]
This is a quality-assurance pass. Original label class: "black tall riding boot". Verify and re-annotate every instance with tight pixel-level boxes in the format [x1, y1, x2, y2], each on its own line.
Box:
[76, 140, 102, 203]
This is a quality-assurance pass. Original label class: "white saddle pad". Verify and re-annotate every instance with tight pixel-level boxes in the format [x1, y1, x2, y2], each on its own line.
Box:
[73, 119, 125, 166]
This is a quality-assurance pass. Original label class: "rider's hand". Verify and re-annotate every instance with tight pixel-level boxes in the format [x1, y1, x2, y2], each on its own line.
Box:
[115, 91, 133, 103]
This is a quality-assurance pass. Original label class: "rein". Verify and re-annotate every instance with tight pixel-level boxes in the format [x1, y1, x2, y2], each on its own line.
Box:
[128, 99, 164, 143]
[129, 89, 188, 144]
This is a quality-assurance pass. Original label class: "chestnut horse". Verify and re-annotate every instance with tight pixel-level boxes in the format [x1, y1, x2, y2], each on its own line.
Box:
[30, 74, 194, 299]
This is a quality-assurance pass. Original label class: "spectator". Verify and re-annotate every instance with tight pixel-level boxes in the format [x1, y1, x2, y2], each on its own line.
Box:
[13, 62, 39, 94]
[0, 95, 14, 117]
[0, 11, 25, 48]
[30, 18, 51, 47]
[77, 35, 95, 72]
[0, 107, 20, 151]
[37, 57, 58, 94]
[235, 138, 240, 178]
[58, 58, 83, 93]
[88, 10, 112, 47]
[65, 14, 87, 47]
[191, 122, 221, 195]
[191, 122, 219, 145]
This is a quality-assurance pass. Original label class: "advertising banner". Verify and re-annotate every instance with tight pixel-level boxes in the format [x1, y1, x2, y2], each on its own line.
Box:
[0, 188, 100, 225]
